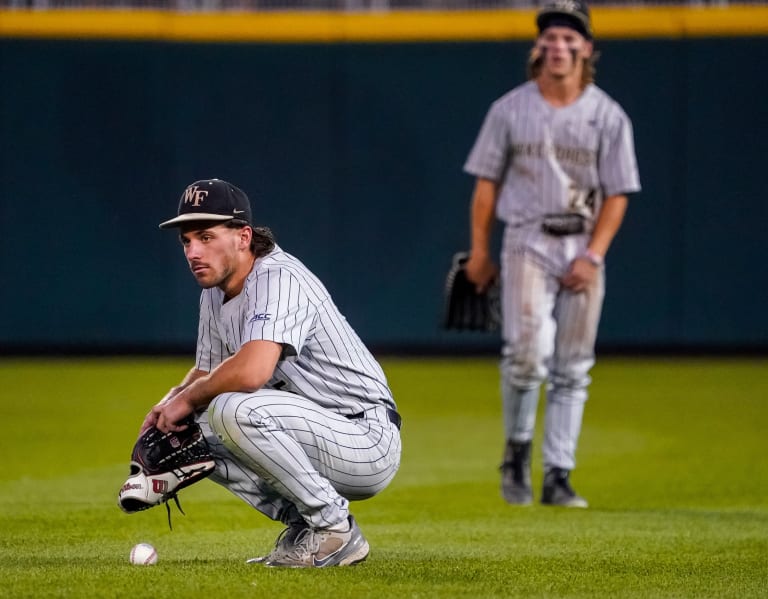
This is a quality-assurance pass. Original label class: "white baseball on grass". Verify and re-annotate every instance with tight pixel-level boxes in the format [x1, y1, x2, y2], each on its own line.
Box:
[130, 543, 158, 566]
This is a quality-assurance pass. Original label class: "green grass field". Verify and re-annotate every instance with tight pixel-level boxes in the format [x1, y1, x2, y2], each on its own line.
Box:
[1, 356, 766, 598]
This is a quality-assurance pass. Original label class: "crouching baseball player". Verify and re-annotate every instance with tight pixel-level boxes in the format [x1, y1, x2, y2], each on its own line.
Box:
[125, 178, 402, 567]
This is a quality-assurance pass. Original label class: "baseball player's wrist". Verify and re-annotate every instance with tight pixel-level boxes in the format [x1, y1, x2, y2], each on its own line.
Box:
[469, 246, 491, 259]
[582, 248, 604, 267]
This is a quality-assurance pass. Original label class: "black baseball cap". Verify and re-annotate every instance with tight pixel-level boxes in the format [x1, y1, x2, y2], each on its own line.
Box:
[536, 0, 593, 40]
[159, 179, 253, 229]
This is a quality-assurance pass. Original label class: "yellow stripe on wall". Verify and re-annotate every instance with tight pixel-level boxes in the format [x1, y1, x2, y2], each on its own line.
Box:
[1, 6, 767, 43]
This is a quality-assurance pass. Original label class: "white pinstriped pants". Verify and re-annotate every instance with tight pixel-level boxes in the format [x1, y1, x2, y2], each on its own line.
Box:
[196, 390, 401, 530]
[500, 236, 605, 471]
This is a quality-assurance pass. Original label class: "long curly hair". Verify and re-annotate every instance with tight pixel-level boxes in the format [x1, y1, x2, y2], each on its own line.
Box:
[227, 221, 276, 258]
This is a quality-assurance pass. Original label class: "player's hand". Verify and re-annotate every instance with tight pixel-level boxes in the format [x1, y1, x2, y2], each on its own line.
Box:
[138, 386, 184, 437]
[153, 393, 195, 434]
[561, 257, 597, 292]
[465, 253, 499, 293]
[138, 411, 159, 438]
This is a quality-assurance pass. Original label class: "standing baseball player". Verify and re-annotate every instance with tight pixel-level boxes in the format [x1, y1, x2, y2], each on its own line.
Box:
[141, 178, 402, 566]
[463, 0, 640, 507]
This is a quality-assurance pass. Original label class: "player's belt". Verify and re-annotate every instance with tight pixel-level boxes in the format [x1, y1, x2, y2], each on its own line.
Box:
[540, 213, 586, 236]
[347, 408, 402, 430]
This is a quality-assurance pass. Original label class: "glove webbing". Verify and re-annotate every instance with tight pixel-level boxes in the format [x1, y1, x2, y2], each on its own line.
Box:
[153, 435, 209, 469]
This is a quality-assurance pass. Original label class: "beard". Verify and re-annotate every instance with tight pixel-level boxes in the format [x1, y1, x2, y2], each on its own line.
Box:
[190, 261, 235, 290]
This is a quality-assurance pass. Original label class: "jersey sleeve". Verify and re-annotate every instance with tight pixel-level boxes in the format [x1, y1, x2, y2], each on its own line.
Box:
[240, 267, 318, 358]
[463, 100, 511, 182]
[195, 290, 227, 372]
[599, 106, 641, 198]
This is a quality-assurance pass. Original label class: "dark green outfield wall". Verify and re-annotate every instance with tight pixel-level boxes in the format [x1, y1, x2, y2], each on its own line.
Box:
[1, 37, 766, 353]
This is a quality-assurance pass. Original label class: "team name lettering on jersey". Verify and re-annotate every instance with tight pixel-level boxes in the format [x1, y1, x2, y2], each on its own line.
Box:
[464, 82, 640, 225]
[511, 142, 596, 167]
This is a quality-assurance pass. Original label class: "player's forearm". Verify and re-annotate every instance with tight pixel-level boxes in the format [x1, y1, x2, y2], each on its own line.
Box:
[588, 194, 628, 257]
[141, 368, 209, 436]
[180, 363, 257, 411]
[175, 341, 282, 411]
[177, 368, 208, 391]
[470, 178, 498, 257]
[159, 368, 207, 403]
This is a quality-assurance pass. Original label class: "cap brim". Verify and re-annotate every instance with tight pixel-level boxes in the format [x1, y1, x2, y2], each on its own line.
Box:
[158, 213, 235, 229]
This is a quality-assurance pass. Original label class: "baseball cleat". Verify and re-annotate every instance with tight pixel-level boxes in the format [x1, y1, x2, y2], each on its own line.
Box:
[264, 515, 369, 568]
[541, 467, 588, 508]
[246, 522, 309, 564]
[500, 440, 533, 505]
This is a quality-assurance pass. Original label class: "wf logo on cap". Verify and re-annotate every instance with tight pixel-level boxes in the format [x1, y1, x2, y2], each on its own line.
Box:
[183, 185, 209, 207]
[159, 178, 253, 229]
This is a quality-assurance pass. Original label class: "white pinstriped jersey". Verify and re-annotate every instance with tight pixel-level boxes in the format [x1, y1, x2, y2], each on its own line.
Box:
[195, 245, 395, 415]
[464, 81, 641, 228]
[465, 80, 641, 472]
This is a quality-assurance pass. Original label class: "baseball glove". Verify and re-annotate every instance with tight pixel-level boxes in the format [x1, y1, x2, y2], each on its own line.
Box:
[118, 417, 215, 515]
[442, 251, 501, 332]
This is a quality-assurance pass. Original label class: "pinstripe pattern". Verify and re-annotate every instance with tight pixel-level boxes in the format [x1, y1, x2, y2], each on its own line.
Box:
[202, 391, 401, 529]
[192, 246, 400, 529]
[196, 245, 395, 414]
[498, 221, 605, 471]
[465, 80, 640, 238]
[466, 79, 637, 473]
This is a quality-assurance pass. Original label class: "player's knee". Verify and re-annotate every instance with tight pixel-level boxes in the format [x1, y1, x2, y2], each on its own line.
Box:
[208, 392, 271, 444]
[501, 351, 547, 387]
[208, 396, 281, 466]
[207, 393, 234, 431]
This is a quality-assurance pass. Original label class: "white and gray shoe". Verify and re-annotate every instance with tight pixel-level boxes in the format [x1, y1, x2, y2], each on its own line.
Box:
[264, 515, 369, 568]
[246, 522, 308, 564]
